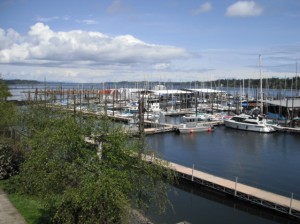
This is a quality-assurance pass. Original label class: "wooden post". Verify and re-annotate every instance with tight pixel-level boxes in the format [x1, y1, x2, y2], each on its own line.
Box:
[289, 192, 294, 214]
[73, 94, 76, 116]
[234, 177, 238, 197]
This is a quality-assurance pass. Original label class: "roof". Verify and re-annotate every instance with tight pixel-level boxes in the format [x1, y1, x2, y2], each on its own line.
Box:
[265, 98, 300, 108]
[98, 89, 119, 95]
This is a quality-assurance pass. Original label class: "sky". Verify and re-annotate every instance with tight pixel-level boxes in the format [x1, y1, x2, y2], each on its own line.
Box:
[0, 0, 300, 83]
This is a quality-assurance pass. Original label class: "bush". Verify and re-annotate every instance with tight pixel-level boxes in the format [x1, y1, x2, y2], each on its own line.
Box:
[0, 144, 24, 180]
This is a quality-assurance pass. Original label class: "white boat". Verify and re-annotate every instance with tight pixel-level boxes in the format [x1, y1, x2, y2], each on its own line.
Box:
[177, 122, 214, 134]
[182, 113, 208, 122]
[144, 112, 159, 121]
[224, 114, 276, 133]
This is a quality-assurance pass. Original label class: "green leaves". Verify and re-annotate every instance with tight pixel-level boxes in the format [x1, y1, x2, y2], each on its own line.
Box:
[0, 143, 24, 180]
[10, 105, 175, 223]
[0, 80, 16, 130]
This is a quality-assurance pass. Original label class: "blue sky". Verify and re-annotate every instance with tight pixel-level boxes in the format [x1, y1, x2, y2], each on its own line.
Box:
[0, 0, 299, 83]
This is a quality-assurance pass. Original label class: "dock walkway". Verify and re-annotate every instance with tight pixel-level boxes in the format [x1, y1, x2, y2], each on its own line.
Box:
[274, 125, 300, 134]
[144, 155, 300, 219]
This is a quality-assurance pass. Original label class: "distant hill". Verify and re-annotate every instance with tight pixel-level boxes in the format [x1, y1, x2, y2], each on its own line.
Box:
[3, 79, 41, 85]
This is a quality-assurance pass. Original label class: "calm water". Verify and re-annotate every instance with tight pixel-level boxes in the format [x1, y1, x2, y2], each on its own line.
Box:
[146, 126, 300, 224]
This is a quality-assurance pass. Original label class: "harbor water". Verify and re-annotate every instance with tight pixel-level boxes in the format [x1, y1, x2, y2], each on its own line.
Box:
[145, 125, 300, 224]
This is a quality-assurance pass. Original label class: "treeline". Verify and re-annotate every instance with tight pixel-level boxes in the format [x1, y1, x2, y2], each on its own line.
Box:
[4, 77, 300, 90]
[4, 79, 40, 85]
[103, 77, 300, 90]
[182, 77, 300, 89]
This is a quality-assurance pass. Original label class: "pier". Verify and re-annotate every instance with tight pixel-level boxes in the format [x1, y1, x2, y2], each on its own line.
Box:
[274, 125, 300, 134]
[144, 155, 300, 219]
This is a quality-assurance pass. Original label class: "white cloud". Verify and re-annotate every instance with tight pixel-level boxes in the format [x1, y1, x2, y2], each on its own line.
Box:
[0, 28, 21, 50]
[76, 19, 98, 25]
[36, 16, 60, 22]
[191, 2, 212, 15]
[0, 23, 189, 69]
[226, 1, 263, 17]
[36, 15, 70, 22]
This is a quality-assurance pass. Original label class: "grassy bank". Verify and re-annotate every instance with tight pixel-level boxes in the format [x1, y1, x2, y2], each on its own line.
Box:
[0, 180, 48, 224]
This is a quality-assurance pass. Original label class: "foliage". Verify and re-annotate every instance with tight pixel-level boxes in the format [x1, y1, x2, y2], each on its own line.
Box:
[11, 105, 174, 223]
[0, 142, 24, 180]
[0, 79, 16, 130]
[0, 78, 12, 100]
[0, 79, 21, 180]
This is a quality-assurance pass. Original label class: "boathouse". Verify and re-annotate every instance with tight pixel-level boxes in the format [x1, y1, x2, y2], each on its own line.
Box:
[265, 97, 300, 121]
[97, 89, 121, 102]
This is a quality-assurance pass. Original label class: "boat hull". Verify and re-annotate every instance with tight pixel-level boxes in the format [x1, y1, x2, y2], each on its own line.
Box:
[224, 120, 276, 133]
[177, 123, 213, 133]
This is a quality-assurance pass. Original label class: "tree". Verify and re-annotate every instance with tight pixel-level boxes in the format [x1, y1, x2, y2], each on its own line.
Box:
[0, 77, 15, 132]
[0, 77, 22, 180]
[13, 105, 174, 223]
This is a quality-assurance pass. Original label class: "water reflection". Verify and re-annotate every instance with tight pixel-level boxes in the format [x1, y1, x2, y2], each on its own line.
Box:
[147, 181, 296, 224]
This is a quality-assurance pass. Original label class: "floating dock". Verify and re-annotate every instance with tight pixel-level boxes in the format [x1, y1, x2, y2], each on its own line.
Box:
[143, 155, 300, 219]
[274, 125, 300, 134]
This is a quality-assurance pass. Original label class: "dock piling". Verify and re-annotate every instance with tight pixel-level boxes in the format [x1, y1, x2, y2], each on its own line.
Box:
[234, 176, 238, 197]
[290, 192, 294, 215]
[192, 164, 194, 181]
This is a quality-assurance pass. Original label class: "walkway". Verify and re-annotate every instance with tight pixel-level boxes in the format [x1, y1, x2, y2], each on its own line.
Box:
[0, 188, 26, 224]
[171, 161, 300, 218]
[142, 154, 300, 219]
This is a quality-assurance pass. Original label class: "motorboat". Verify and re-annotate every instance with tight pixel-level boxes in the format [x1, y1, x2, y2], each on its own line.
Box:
[224, 114, 276, 133]
[176, 122, 214, 134]
[182, 113, 208, 122]
[144, 112, 160, 121]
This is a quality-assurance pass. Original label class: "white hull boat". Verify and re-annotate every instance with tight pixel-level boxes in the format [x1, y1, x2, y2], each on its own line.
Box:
[177, 122, 214, 134]
[224, 114, 276, 133]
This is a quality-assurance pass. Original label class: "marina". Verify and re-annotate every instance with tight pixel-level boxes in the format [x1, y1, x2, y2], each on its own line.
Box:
[7, 82, 300, 135]
[7, 83, 300, 223]
[2, 2, 300, 223]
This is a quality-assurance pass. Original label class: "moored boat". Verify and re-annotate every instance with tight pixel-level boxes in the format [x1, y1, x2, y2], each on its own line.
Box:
[176, 122, 214, 133]
[182, 113, 208, 122]
[224, 114, 276, 133]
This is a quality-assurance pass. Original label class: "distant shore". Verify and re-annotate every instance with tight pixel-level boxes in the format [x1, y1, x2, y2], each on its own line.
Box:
[3, 77, 299, 90]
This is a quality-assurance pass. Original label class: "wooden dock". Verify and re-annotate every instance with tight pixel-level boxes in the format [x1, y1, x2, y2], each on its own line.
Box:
[144, 125, 175, 134]
[274, 125, 300, 134]
[144, 155, 300, 219]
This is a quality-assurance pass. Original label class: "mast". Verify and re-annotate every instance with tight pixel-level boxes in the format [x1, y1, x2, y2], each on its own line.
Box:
[296, 61, 298, 97]
[259, 54, 263, 115]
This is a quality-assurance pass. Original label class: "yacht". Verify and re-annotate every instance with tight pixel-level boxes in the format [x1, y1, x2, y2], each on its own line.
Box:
[224, 114, 276, 133]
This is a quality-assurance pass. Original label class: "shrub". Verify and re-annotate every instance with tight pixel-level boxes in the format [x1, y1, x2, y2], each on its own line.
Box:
[0, 144, 24, 180]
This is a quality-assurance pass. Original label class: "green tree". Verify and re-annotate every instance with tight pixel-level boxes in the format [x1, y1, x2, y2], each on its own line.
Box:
[0, 77, 15, 132]
[14, 105, 174, 223]
[0, 77, 22, 180]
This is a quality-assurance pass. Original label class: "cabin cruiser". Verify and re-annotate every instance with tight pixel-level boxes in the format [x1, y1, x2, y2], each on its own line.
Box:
[224, 114, 276, 133]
